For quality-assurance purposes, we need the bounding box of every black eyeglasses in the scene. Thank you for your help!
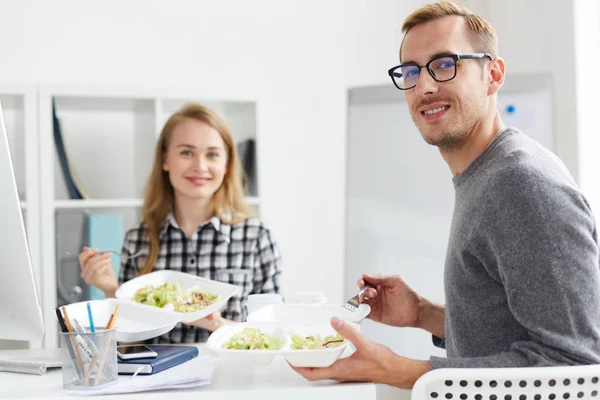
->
[387,53,493,90]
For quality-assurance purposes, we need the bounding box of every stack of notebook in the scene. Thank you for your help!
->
[117,345,199,375]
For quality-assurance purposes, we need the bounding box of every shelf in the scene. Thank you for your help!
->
[54,197,259,209]
[54,198,143,209]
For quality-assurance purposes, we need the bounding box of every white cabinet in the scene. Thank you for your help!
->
[35,85,260,348]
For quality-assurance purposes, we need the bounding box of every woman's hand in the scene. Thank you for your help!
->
[183,312,233,332]
[79,246,119,297]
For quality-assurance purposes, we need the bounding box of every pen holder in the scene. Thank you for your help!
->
[59,328,118,389]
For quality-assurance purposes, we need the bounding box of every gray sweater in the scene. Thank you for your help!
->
[430,127,600,369]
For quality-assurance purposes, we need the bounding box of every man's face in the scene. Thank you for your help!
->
[401,16,491,148]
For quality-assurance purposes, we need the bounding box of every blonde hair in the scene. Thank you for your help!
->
[139,103,253,275]
[400,1,498,59]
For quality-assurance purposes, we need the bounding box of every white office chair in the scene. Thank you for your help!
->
[412,365,600,400]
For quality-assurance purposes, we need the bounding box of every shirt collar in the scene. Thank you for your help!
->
[159,212,231,243]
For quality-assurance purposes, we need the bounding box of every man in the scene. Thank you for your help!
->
[292,0,600,389]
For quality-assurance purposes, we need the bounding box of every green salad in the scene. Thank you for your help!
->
[289,333,346,350]
[132,282,219,313]
[222,328,285,350]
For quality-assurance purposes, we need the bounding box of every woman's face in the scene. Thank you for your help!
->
[162,118,228,202]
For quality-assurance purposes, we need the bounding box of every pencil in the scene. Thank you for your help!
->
[60,307,86,382]
[94,305,120,385]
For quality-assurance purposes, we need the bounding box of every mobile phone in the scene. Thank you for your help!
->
[116,344,158,360]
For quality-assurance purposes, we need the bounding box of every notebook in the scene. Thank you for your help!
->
[67,354,214,396]
[117,345,199,375]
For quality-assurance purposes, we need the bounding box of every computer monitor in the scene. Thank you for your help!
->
[0,101,44,341]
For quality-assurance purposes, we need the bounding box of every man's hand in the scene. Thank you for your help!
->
[290,317,431,389]
[358,274,445,338]
[358,274,424,327]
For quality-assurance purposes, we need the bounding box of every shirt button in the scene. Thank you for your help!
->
[190,259,196,264]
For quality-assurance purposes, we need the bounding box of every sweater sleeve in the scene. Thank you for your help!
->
[432,163,600,369]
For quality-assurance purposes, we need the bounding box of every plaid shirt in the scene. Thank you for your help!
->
[119,214,282,343]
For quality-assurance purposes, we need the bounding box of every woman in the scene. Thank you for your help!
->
[78,103,282,343]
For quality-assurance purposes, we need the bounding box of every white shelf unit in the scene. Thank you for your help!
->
[0,83,41,350]
[38,85,260,348]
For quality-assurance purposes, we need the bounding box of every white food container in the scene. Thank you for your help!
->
[206,322,360,368]
[63,298,181,343]
[115,270,239,323]
[246,303,371,325]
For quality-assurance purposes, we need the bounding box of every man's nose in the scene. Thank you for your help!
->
[414,69,438,96]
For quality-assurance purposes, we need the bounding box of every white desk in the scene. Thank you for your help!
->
[0,345,377,400]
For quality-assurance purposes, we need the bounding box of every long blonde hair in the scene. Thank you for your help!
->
[139,103,253,275]
[400,1,498,59]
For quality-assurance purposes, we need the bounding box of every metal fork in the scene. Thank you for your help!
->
[343,284,372,312]
[65,249,145,263]
[102,250,145,263]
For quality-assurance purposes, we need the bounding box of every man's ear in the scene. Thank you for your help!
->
[488,57,505,96]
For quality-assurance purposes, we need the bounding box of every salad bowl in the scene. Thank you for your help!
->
[115,270,239,323]
[206,322,360,367]
[63,298,181,342]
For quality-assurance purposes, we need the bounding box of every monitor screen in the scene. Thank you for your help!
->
[0,100,44,341]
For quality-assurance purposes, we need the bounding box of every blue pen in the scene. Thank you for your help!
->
[86,302,96,333]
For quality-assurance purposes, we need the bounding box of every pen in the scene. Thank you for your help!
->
[86,302,96,333]
[55,307,68,333]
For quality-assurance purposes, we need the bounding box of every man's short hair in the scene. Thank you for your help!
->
[400,1,499,60]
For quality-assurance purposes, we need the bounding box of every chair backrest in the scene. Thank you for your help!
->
[412,365,600,400]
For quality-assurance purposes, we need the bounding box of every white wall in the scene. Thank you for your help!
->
[0,0,424,305]
[574,0,600,219]
[0,0,595,321]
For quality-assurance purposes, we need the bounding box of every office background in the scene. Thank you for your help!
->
[0,0,598,358]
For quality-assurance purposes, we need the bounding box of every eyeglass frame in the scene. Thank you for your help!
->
[387,53,493,91]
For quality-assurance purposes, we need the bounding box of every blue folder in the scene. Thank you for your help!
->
[86,214,123,300]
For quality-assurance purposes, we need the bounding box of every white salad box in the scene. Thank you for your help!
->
[115,270,239,323]
[206,322,360,368]
[63,298,181,343]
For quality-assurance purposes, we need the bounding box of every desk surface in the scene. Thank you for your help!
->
[0,345,377,400]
